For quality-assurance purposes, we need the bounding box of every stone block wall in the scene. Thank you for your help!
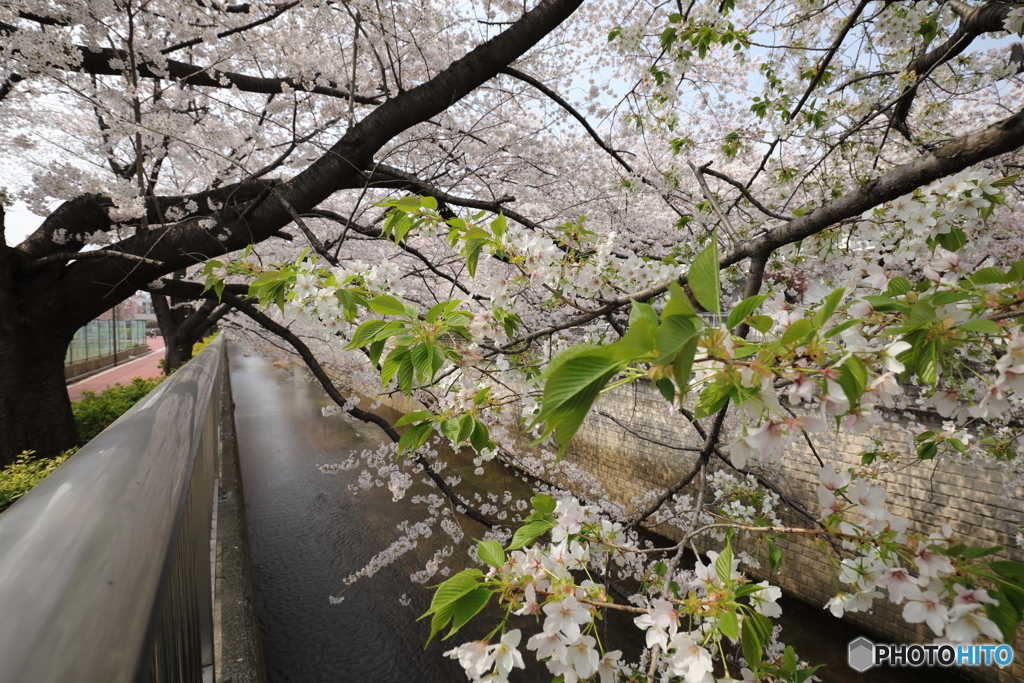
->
[564,381,1024,683]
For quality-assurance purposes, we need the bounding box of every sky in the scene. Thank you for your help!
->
[3,202,43,247]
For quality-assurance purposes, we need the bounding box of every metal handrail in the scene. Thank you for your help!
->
[0,336,225,683]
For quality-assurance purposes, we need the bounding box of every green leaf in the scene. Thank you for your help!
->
[992,171,1024,188]
[476,540,505,568]
[368,339,386,367]
[917,441,938,460]
[990,561,1024,584]
[439,416,463,443]
[672,337,699,396]
[694,381,732,418]
[886,277,912,296]
[531,350,628,457]
[747,315,773,333]
[444,586,493,640]
[930,291,971,307]
[398,422,434,455]
[381,347,410,387]
[395,410,432,427]
[719,608,739,640]
[741,612,765,670]
[812,287,845,328]
[421,569,484,645]
[469,420,490,454]
[657,377,675,402]
[909,300,936,324]
[944,544,1003,559]
[426,301,447,323]
[630,301,659,326]
[411,343,440,384]
[349,320,390,348]
[935,227,967,252]
[616,317,659,358]
[837,356,867,406]
[915,341,939,385]
[727,294,769,330]
[532,493,557,514]
[464,239,484,277]
[768,541,782,574]
[366,295,408,316]
[985,591,1020,643]
[958,319,1000,335]
[656,315,698,365]
[665,282,699,318]
[689,233,721,313]
[825,318,862,338]
[715,540,734,584]
[507,519,554,550]
[457,415,476,443]
[779,318,814,346]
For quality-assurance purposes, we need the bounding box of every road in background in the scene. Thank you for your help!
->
[67,336,166,401]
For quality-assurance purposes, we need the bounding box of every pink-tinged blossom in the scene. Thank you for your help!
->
[875,566,919,604]
[526,630,568,662]
[491,630,525,680]
[444,641,496,680]
[882,340,912,373]
[819,464,851,492]
[787,376,816,404]
[966,383,1011,419]
[667,631,714,683]
[750,581,783,618]
[633,598,679,648]
[553,498,587,538]
[927,390,963,419]
[821,379,851,416]
[952,585,998,608]
[596,650,623,683]
[565,634,600,679]
[542,596,591,642]
[848,480,887,520]
[945,609,1004,644]
[912,544,955,579]
[902,586,948,636]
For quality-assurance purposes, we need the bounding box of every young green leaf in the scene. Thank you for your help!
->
[688,233,721,313]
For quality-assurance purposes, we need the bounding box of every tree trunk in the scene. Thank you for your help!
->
[0,325,78,467]
[153,291,230,374]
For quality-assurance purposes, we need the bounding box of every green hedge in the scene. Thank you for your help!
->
[72,376,164,443]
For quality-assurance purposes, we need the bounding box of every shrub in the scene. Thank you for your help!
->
[0,450,74,512]
[72,376,164,444]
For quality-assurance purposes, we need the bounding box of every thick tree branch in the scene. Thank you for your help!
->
[26,250,163,269]
[54,0,586,326]
[496,105,1024,350]
[890,2,1017,140]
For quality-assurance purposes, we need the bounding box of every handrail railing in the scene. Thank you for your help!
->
[0,336,225,683]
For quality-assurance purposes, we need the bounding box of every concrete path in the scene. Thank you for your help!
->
[67,337,166,402]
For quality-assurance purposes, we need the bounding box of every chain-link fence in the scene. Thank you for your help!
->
[65,319,148,365]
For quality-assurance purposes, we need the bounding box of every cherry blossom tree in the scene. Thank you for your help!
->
[5,0,1024,679]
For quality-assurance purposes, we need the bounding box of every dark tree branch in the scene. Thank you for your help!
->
[700,166,791,222]
[0,22,382,105]
[494,104,1024,351]
[26,250,163,269]
[161,1,301,54]
[890,1,1017,140]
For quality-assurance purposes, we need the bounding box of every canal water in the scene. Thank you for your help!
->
[228,344,966,683]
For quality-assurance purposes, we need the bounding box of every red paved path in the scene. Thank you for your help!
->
[67,336,166,402]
